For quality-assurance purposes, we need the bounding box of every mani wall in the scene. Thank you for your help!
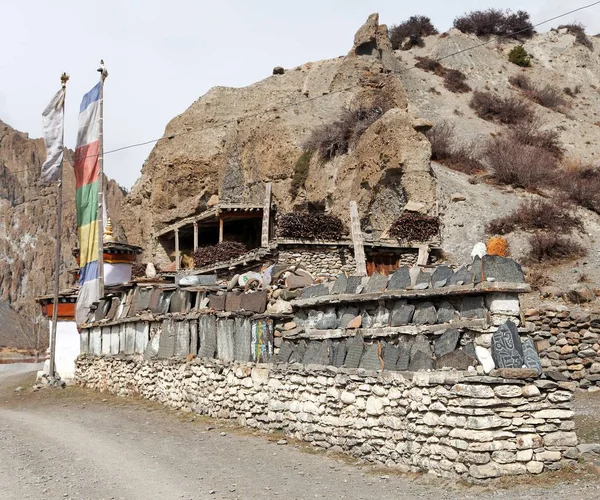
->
[75,256,579,481]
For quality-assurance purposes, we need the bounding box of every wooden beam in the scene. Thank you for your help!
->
[219,216,224,243]
[261,183,272,248]
[193,222,198,252]
[417,245,430,266]
[349,201,367,276]
[174,228,180,271]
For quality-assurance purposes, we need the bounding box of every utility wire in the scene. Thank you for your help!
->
[4,1,600,178]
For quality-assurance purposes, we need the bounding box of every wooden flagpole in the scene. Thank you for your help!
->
[97,60,108,300]
[48,73,69,378]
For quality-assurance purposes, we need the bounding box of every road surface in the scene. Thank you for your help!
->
[1,365,599,500]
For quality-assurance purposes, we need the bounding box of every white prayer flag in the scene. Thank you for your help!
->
[40,88,66,183]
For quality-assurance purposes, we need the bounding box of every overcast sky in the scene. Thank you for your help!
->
[1,0,598,189]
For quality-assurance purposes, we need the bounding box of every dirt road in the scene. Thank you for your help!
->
[1,366,599,500]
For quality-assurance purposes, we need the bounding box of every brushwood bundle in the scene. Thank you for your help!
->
[194,241,248,268]
[278,212,346,240]
[389,213,439,241]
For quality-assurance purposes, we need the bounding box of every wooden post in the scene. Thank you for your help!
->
[174,228,180,271]
[261,183,272,248]
[193,222,198,251]
[97,60,108,300]
[349,201,367,276]
[219,217,224,243]
[416,245,430,266]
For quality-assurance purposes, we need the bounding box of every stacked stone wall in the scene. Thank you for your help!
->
[525,305,600,389]
[278,247,356,277]
[75,356,578,482]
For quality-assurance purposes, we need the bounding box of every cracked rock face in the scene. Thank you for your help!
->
[120,13,436,263]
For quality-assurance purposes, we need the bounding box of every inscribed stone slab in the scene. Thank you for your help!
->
[170,290,191,313]
[414,271,431,290]
[431,266,453,288]
[95,299,110,322]
[387,267,412,290]
[225,292,243,312]
[434,328,460,358]
[382,342,399,371]
[124,323,136,355]
[234,317,252,362]
[157,319,176,358]
[330,274,348,295]
[482,256,525,283]
[471,257,483,285]
[251,319,274,363]
[344,334,365,369]
[345,276,363,294]
[175,321,191,357]
[332,340,348,367]
[198,315,217,359]
[241,290,268,313]
[390,303,415,326]
[491,321,524,369]
[308,308,337,329]
[363,273,388,294]
[143,329,160,360]
[106,297,120,321]
[300,284,328,299]
[412,302,437,325]
[110,326,120,355]
[135,322,149,354]
[338,307,360,328]
[136,288,152,312]
[408,350,433,371]
[217,319,235,362]
[461,296,486,319]
[435,350,477,370]
[303,341,330,366]
[189,321,198,356]
[208,294,226,311]
[396,338,412,371]
[148,288,162,313]
[522,338,542,375]
[436,301,458,323]
[156,291,173,315]
[276,340,294,364]
[360,342,382,371]
[90,328,101,355]
[448,266,473,286]
[80,330,89,354]
[289,340,307,364]
[101,328,111,355]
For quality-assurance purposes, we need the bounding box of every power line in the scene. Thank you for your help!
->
[4,1,600,179]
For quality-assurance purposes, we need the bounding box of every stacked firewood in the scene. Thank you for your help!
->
[277,212,346,240]
[389,213,439,241]
[194,241,248,268]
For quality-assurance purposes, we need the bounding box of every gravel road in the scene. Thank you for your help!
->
[1,366,599,500]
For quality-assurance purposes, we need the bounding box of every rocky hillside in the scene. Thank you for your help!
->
[122,14,436,262]
[0,119,126,347]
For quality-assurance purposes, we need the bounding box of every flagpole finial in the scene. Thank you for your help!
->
[60,73,69,89]
[97,59,108,80]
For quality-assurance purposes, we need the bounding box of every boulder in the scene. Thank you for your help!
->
[565,284,595,304]
[286,270,314,290]
[272,66,285,75]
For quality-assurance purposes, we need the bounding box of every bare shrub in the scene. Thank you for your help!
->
[290,151,312,197]
[443,69,471,93]
[528,85,567,110]
[527,233,586,263]
[486,199,582,235]
[508,74,533,91]
[425,121,483,174]
[415,56,445,75]
[390,15,438,50]
[485,136,557,188]
[508,120,563,157]
[454,9,534,40]
[470,91,534,124]
[558,23,593,50]
[556,165,600,214]
[389,213,440,241]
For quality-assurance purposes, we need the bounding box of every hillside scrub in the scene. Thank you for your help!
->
[508,45,532,67]
[486,199,582,235]
[557,23,593,50]
[485,136,558,189]
[470,91,534,124]
[290,151,312,197]
[415,56,445,75]
[443,69,471,93]
[390,15,438,50]
[527,233,586,263]
[454,9,534,40]
[508,74,566,111]
[508,120,563,157]
[557,165,600,215]
[425,121,483,174]
[389,213,439,241]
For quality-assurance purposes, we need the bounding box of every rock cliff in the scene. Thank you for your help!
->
[121,14,436,261]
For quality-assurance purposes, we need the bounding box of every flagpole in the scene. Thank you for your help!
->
[49,72,69,378]
[97,60,108,300]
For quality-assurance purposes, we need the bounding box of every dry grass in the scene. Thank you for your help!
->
[558,23,593,50]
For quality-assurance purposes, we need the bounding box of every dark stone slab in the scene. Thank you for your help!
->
[217,318,235,362]
[431,266,453,288]
[522,338,542,375]
[373,306,390,327]
[412,302,437,325]
[276,340,294,363]
[361,309,373,328]
[157,319,176,358]
[482,255,525,283]
[344,334,365,369]
[331,274,348,295]
[225,292,243,312]
[251,319,273,363]
[208,294,226,311]
[170,290,191,314]
[289,340,307,364]
[156,291,173,315]
[234,317,252,362]
[303,341,331,366]
[390,303,415,326]
[448,266,473,286]
[387,267,412,290]
[545,370,569,382]
[280,289,301,301]
[461,296,486,319]
[435,350,478,370]
[300,283,328,299]
[359,342,382,371]
[345,276,363,294]
[174,321,190,357]
[491,321,524,369]
[434,328,460,357]
[396,338,412,370]
[382,342,399,371]
[363,273,388,294]
[148,289,162,313]
[190,321,198,355]
[308,308,337,329]
[198,315,217,358]
[332,340,348,367]
[286,271,314,290]
[105,297,120,321]
[472,257,483,285]
[409,351,433,371]
[338,307,360,328]
[241,290,268,313]
[95,299,111,321]
[414,271,431,290]
[463,341,477,358]
[436,301,457,323]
